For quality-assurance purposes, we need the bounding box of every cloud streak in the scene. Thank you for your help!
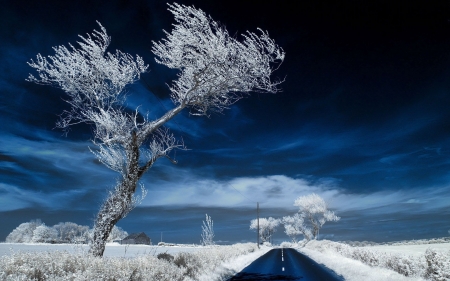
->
[140,171,450,217]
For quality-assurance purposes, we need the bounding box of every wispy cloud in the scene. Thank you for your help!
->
[140,171,450,217]
[0,132,116,211]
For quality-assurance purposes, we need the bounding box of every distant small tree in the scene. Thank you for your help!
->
[201,214,214,246]
[106,225,128,242]
[281,213,312,242]
[250,217,280,243]
[52,222,90,243]
[32,224,58,243]
[294,193,340,240]
[5,219,43,243]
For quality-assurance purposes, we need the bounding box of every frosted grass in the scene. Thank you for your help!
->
[0,243,262,280]
[298,239,450,281]
[0,243,202,258]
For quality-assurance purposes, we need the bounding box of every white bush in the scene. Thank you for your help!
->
[425,248,450,280]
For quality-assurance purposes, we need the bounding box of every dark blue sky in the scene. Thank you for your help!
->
[1,0,450,244]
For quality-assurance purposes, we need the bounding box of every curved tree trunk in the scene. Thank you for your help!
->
[89,133,140,257]
[88,180,136,257]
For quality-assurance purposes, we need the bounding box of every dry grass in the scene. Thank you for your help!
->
[0,243,258,281]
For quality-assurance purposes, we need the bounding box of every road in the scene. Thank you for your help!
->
[227,248,344,281]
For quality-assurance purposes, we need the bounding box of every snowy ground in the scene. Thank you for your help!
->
[1,241,449,280]
[196,246,271,281]
[299,247,424,281]
[0,242,264,280]
[364,243,450,257]
[296,239,450,281]
[0,242,202,258]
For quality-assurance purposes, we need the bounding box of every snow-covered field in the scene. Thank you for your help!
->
[1,240,450,280]
[365,243,450,257]
[297,239,450,281]
[0,242,202,258]
[299,246,424,281]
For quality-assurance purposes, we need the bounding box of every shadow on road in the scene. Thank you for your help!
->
[226,248,343,281]
[227,272,303,281]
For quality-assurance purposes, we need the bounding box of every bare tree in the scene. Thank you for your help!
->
[294,193,340,240]
[27,3,284,257]
[250,217,280,243]
[201,214,214,246]
[281,213,312,242]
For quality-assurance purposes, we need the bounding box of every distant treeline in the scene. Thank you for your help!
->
[5,219,128,244]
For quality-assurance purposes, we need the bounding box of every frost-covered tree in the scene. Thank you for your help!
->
[250,217,280,243]
[32,224,58,243]
[201,214,214,246]
[53,222,90,243]
[106,225,128,242]
[27,3,284,257]
[281,213,312,242]
[5,219,43,243]
[294,193,340,240]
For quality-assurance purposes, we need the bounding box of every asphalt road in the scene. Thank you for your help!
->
[227,248,344,281]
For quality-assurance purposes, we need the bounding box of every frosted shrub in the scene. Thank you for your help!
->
[172,243,258,280]
[0,250,185,281]
[383,254,424,277]
[302,240,450,280]
[157,252,175,263]
[0,243,258,281]
[425,249,450,281]
[350,248,381,267]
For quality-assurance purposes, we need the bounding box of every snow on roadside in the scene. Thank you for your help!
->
[296,239,450,281]
[298,247,425,281]
[196,245,271,281]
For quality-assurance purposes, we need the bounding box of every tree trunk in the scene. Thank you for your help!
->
[89,134,140,257]
[88,180,135,257]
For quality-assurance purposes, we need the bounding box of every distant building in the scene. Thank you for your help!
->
[120,232,151,245]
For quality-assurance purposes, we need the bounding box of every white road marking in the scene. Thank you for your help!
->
[282,267,285,271]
